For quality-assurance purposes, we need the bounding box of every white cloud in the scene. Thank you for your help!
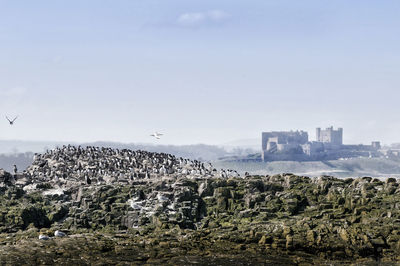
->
[52,55,63,64]
[207,10,230,21]
[177,10,230,26]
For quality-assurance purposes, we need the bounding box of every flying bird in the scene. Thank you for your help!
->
[6,116,18,125]
[150,132,163,139]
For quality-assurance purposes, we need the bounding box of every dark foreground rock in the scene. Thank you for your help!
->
[0,147,400,265]
[2,231,397,266]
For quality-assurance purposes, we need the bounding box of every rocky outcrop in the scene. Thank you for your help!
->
[0,147,400,264]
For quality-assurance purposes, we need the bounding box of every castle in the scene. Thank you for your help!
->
[316,127,343,145]
[261,127,381,162]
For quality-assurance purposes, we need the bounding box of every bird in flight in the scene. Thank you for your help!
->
[150,132,163,139]
[6,116,18,125]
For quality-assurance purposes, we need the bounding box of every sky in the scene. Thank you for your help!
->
[1,0,400,146]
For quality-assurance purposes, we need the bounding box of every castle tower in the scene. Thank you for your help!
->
[316,128,321,142]
[316,126,343,145]
[337,128,343,145]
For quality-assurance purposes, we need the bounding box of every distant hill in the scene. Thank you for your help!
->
[221,138,260,151]
[0,152,34,172]
[0,140,68,154]
[213,157,400,178]
[80,141,232,161]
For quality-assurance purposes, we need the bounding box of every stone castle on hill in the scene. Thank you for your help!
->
[262,127,381,162]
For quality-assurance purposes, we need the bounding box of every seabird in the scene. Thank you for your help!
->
[85,175,91,185]
[6,116,18,125]
[39,234,50,240]
[150,132,163,139]
[54,230,67,237]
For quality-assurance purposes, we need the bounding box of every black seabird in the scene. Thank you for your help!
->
[6,116,18,125]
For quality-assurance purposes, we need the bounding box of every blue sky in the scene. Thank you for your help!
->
[1,0,400,145]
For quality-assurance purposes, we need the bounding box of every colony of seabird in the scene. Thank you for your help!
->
[24,145,241,186]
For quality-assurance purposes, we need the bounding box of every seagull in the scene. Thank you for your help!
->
[54,230,67,237]
[150,132,163,139]
[6,116,18,125]
[39,234,50,240]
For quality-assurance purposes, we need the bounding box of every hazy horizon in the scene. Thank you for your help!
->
[1,1,400,145]
[0,134,396,149]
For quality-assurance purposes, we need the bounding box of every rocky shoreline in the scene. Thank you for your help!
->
[0,146,400,265]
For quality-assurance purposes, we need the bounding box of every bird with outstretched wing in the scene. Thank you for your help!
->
[150,132,163,139]
[6,116,18,125]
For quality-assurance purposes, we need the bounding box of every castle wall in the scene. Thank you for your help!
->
[262,132,308,151]
[261,131,309,161]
